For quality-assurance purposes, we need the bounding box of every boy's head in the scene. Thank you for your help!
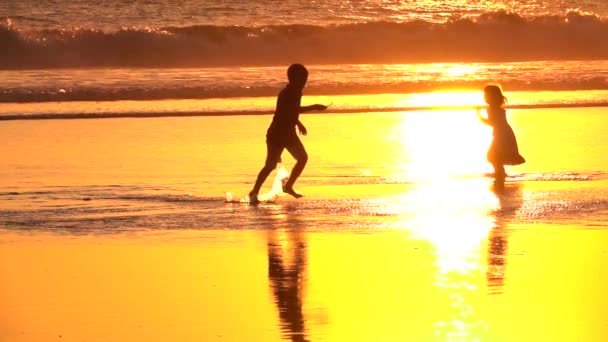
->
[287,63,308,89]
[484,84,506,106]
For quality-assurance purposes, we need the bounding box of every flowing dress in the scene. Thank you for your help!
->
[486,107,526,165]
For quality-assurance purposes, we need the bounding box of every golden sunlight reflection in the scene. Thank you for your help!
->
[405,91,484,108]
[399,180,500,339]
[390,108,492,181]
[353,124,507,340]
[394,180,498,273]
[441,64,482,78]
[303,179,506,341]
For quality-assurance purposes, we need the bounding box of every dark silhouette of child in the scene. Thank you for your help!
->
[477,85,525,182]
[249,64,327,204]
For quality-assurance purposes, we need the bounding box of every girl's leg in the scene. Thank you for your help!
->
[492,162,506,181]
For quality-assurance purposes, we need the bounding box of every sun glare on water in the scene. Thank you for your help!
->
[387,91,491,182]
[405,90,485,109]
[386,90,500,264]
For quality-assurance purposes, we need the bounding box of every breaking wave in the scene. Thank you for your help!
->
[2,10,608,69]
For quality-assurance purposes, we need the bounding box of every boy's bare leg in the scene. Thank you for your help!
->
[249,144,283,204]
[283,138,308,198]
[249,166,272,204]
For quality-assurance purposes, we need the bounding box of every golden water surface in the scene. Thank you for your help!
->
[1,104,607,341]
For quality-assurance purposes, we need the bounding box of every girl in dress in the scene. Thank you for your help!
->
[477,85,525,181]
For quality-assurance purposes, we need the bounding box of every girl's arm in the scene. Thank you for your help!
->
[476,107,491,125]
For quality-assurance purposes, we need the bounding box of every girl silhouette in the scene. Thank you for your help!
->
[477,85,525,181]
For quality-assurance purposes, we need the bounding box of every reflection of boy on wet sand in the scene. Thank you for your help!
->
[268,232,307,342]
[249,64,327,205]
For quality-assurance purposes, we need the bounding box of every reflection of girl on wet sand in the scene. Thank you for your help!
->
[477,85,525,183]
[486,183,523,294]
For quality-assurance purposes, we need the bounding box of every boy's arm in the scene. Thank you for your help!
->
[299,104,327,112]
[296,120,307,136]
[296,104,328,135]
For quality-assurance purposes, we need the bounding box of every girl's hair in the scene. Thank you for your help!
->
[484,84,507,106]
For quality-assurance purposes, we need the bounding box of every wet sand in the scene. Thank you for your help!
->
[1,223,607,341]
[1,107,608,341]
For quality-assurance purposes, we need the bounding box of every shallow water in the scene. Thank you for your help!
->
[3,63,608,104]
[1,107,607,230]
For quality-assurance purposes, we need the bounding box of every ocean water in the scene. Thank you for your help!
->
[2,0,608,114]
[4,0,608,29]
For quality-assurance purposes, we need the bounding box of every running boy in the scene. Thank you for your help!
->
[248,64,327,204]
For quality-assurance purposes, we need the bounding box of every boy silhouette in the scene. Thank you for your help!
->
[249,64,327,204]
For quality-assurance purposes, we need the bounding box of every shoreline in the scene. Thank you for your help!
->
[2,102,608,121]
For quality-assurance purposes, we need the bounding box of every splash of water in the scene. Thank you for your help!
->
[225,164,290,203]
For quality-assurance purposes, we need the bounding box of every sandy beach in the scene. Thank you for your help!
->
[1,106,607,341]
